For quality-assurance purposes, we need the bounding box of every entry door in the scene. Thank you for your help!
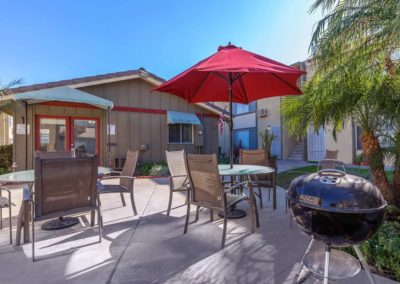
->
[36,116,70,152]
[307,124,326,161]
[270,125,282,159]
[71,118,100,158]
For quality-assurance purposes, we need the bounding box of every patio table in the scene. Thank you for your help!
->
[0,166,111,245]
[218,164,276,218]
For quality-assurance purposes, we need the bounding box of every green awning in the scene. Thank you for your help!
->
[2,86,113,110]
[167,111,201,125]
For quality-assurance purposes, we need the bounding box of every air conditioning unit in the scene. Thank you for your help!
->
[257,108,268,117]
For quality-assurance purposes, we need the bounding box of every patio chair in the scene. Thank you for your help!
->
[32,156,101,261]
[97,150,139,222]
[0,186,12,244]
[321,150,340,169]
[165,150,190,216]
[184,154,257,249]
[239,149,274,209]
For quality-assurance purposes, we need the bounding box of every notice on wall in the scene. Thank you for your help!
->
[107,124,116,135]
[16,124,30,135]
[40,129,50,144]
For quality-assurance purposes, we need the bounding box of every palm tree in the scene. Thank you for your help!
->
[309,0,400,74]
[282,0,400,203]
[283,61,394,203]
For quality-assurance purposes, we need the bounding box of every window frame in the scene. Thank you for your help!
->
[168,123,194,145]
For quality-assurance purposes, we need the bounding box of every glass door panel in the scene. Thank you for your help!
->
[38,117,68,152]
[72,119,98,157]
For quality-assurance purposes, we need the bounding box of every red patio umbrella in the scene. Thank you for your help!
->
[154,44,305,167]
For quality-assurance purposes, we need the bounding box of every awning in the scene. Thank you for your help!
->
[167,111,201,125]
[1,86,113,110]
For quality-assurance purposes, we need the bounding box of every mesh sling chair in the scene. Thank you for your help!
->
[239,149,275,209]
[0,186,12,244]
[32,156,101,261]
[165,150,190,216]
[185,154,258,249]
[98,150,139,223]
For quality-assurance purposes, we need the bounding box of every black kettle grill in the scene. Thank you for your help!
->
[287,160,387,284]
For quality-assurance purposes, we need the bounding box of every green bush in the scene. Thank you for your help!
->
[360,221,400,281]
[149,163,169,176]
[0,144,12,174]
[139,162,170,176]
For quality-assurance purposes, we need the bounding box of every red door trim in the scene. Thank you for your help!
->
[35,114,71,151]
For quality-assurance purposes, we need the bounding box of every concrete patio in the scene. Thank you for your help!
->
[0,178,396,284]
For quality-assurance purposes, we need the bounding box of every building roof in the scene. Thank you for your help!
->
[8,68,228,118]
[9,68,165,94]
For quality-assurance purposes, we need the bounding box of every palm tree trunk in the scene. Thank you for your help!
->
[392,159,400,207]
[361,131,392,203]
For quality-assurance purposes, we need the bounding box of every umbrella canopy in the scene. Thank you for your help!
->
[154,44,305,167]
[154,44,305,104]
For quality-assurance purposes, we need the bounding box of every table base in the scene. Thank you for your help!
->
[41,217,80,230]
[218,208,247,219]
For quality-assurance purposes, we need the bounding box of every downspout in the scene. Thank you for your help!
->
[25,101,28,170]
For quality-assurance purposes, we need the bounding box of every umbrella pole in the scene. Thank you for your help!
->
[229,74,233,169]
[25,101,28,170]
[108,107,111,167]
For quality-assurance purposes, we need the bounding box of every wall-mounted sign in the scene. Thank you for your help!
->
[40,129,50,144]
[107,124,116,135]
[16,124,30,135]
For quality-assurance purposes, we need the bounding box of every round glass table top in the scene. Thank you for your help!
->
[218,164,275,176]
[0,166,112,183]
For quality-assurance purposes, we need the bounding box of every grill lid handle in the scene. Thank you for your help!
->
[317,159,346,176]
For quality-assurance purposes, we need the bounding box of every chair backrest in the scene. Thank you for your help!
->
[166,150,188,189]
[34,156,98,219]
[186,154,223,208]
[326,150,339,160]
[239,149,267,166]
[35,151,73,159]
[120,150,139,188]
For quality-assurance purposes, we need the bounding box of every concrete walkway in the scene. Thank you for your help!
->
[0,178,396,284]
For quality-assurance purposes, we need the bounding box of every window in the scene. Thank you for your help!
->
[233,128,257,149]
[168,124,193,144]
[233,102,256,115]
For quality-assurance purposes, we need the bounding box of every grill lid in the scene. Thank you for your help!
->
[287,161,387,213]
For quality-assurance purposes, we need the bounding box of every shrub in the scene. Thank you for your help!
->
[139,163,153,176]
[360,221,400,281]
[0,144,12,174]
[149,163,169,176]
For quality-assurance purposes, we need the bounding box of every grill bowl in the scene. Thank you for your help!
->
[287,169,387,246]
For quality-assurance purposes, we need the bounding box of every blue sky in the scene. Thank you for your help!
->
[0,0,322,86]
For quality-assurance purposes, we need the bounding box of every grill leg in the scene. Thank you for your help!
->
[295,238,314,284]
[323,244,331,284]
[354,245,376,284]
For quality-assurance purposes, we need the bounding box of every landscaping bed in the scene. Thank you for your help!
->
[278,165,400,282]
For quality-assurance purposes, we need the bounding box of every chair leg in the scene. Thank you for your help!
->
[97,195,103,227]
[253,194,260,228]
[258,186,263,209]
[195,205,200,222]
[8,201,12,245]
[221,209,228,249]
[184,203,190,234]
[248,198,256,233]
[167,189,173,216]
[120,192,126,207]
[0,207,3,230]
[31,203,35,262]
[90,210,95,227]
[130,190,138,216]
[209,209,214,221]
[97,206,102,243]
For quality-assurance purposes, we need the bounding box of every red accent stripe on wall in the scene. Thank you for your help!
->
[112,106,219,118]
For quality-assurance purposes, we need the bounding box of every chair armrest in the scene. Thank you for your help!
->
[103,170,122,176]
[0,186,11,195]
[223,181,250,193]
[99,176,136,181]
